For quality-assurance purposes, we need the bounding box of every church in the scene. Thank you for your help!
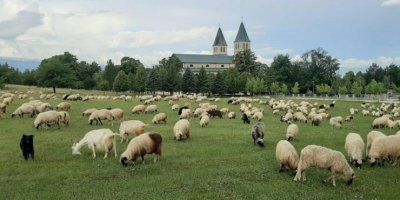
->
[174,22,251,73]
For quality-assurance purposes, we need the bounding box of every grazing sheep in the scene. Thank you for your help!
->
[57,111,70,126]
[366,131,386,157]
[311,114,322,126]
[120,132,162,167]
[34,110,61,130]
[251,122,265,147]
[152,113,167,124]
[178,106,189,115]
[293,112,308,123]
[131,105,146,114]
[2,97,13,105]
[11,105,36,118]
[110,108,124,121]
[56,102,71,111]
[345,115,353,122]
[369,134,400,166]
[329,101,336,108]
[345,133,365,169]
[200,114,210,127]
[72,129,118,159]
[171,104,179,111]
[180,109,192,119]
[294,145,355,187]
[207,110,223,118]
[228,112,236,119]
[286,124,299,141]
[37,103,53,113]
[119,120,148,142]
[362,110,370,116]
[372,116,389,129]
[173,119,190,141]
[88,109,114,126]
[145,105,158,114]
[0,103,7,116]
[253,111,263,121]
[242,113,250,124]
[82,108,97,117]
[329,116,343,129]
[220,108,229,114]
[273,109,280,115]
[276,140,299,173]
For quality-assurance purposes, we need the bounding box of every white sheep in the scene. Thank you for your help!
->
[228,112,236,119]
[253,111,263,121]
[82,108,97,117]
[369,134,400,166]
[286,123,299,141]
[88,109,114,126]
[294,145,355,187]
[72,129,118,159]
[200,114,210,127]
[171,104,179,111]
[120,132,162,166]
[144,105,158,114]
[34,110,61,129]
[345,133,365,169]
[220,108,229,114]
[119,120,148,142]
[180,109,192,119]
[131,104,145,114]
[372,116,389,129]
[152,113,167,124]
[173,119,190,141]
[11,104,36,118]
[57,111,70,126]
[37,103,53,113]
[329,116,343,129]
[110,108,124,121]
[276,140,299,173]
[193,108,205,117]
[366,131,386,157]
[56,102,71,111]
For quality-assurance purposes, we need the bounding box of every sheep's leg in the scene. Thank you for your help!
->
[90,145,96,158]
[141,156,145,164]
[301,171,306,181]
[98,119,103,125]
[113,140,118,158]
[103,145,108,159]
[279,164,284,173]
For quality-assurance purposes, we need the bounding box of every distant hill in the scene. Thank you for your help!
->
[0,57,40,71]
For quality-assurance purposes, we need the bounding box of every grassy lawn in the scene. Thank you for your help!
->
[1,91,400,199]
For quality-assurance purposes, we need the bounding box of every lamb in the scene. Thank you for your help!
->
[11,104,36,118]
[294,145,355,186]
[369,134,400,166]
[119,120,148,142]
[57,111,70,126]
[131,104,146,114]
[242,113,250,124]
[276,140,299,173]
[72,129,118,159]
[251,122,265,147]
[200,114,210,127]
[152,113,167,124]
[286,123,299,141]
[253,111,263,121]
[228,112,236,119]
[120,132,162,167]
[345,133,365,169]
[110,108,124,121]
[88,109,114,126]
[173,119,190,141]
[56,102,71,111]
[145,105,158,114]
[34,110,61,129]
[329,116,343,129]
[82,108,97,117]
[366,131,386,157]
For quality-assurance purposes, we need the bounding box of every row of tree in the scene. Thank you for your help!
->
[0,48,399,96]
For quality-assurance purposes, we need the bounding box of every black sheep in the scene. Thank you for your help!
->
[178,106,189,115]
[20,135,34,161]
[207,110,223,118]
[242,113,250,124]
[251,122,265,147]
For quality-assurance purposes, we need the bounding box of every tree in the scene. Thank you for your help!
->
[120,57,144,74]
[270,82,281,95]
[281,83,288,95]
[134,66,147,93]
[338,86,348,95]
[113,71,130,92]
[212,72,225,95]
[233,49,260,75]
[195,67,208,94]
[270,54,293,84]
[146,67,160,94]
[316,84,331,95]
[365,63,385,83]
[158,55,182,95]
[182,68,195,93]
[103,59,119,87]
[351,81,363,96]
[224,68,241,95]
[291,82,300,94]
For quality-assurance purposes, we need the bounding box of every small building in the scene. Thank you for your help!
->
[174,22,251,73]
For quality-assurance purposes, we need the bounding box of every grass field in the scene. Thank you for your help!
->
[1,91,400,199]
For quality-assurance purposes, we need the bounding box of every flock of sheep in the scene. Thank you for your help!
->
[1,91,400,187]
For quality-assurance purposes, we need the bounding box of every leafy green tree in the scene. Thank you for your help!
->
[134,66,147,93]
[270,82,281,95]
[22,69,37,86]
[316,84,331,95]
[182,68,195,93]
[270,54,293,84]
[291,82,300,94]
[146,67,160,94]
[195,67,208,94]
[103,59,119,87]
[224,68,241,95]
[212,72,225,95]
[113,70,130,92]
[246,78,255,95]
[158,55,182,95]
[351,81,363,96]
[233,49,260,75]
[281,83,288,94]
[120,57,143,74]
[338,86,348,95]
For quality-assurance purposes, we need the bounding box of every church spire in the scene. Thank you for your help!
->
[234,22,251,54]
[213,27,227,55]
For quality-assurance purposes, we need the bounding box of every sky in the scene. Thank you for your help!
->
[0,0,399,75]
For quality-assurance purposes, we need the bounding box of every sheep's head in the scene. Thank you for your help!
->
[71,144,81,155]
[347,173,355,185]
[120,156,128,167]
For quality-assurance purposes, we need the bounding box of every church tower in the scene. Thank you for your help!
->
[212,27,228,55]
[234,22,251,54]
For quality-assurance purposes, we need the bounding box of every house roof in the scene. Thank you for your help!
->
[213,27,227,46]
[234,22,250,43]
[174,54,233,64]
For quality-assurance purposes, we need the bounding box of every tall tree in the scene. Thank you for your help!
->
[120,57,144,74]
[212,72,225,95]
[103,59,119,87]
[113,70,130,92]
[134,66,147,93]
[182,68,196,93]
[195,67,208,94]
[159,55,182,95]
[233,49,259,75]
[146,67,160,94]
[269,54,293,84]
[365,63,385,83]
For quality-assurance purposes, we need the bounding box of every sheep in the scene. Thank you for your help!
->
[207,110,223,118]
[228,112,236,119]
[276,140,299,173]
[171,104,179,111]
[253,111,263,121]
[345,115,353,122]
[273,109,280,115]
[362,110,370,116]
[72,129,118,159]
[56,102,71,111]
[178,106,189,115]
[34,110,61,130]
[88,109,114,126]
[329,116,343,129]
[286,124,299,141]
[173,119,190,141]
[2,97,13,105]
[369,134,400,166]
[242,113,250,124]
[11,104,36,118]
[37,103,53,113]
[311,114,322,126]
[220,108,229,114]
[57,111,70,126]
[251,122,265,147]
[345,133,365,169]
[82,108,97,117]
[0,103,7,116]
[119,120,148,142]
[120,132,162,167]
[366,131,386,157]
[152,113,167,124]
[131,104,145,114]
[200,114,210,127]
[294,145,355,186]
[110,108,124,121]
[372,116,389,129]
[178,109,191,119]
[145,105,158,114]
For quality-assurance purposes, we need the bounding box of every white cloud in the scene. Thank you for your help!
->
[382,0,400,6]
[255,47,294,65]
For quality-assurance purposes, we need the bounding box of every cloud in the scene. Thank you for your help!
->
[0,10,43,39]
[382,0,400,6]
[339,56,400,74]
[255,47,294,65]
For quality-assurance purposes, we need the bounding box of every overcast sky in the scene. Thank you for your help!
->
[0,0,399,74]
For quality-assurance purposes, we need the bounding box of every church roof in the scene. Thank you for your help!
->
[174,54,233,64]
[213,27,227,46]
[234,22,250,43]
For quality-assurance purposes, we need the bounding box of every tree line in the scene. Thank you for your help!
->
[0,48,399,96]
